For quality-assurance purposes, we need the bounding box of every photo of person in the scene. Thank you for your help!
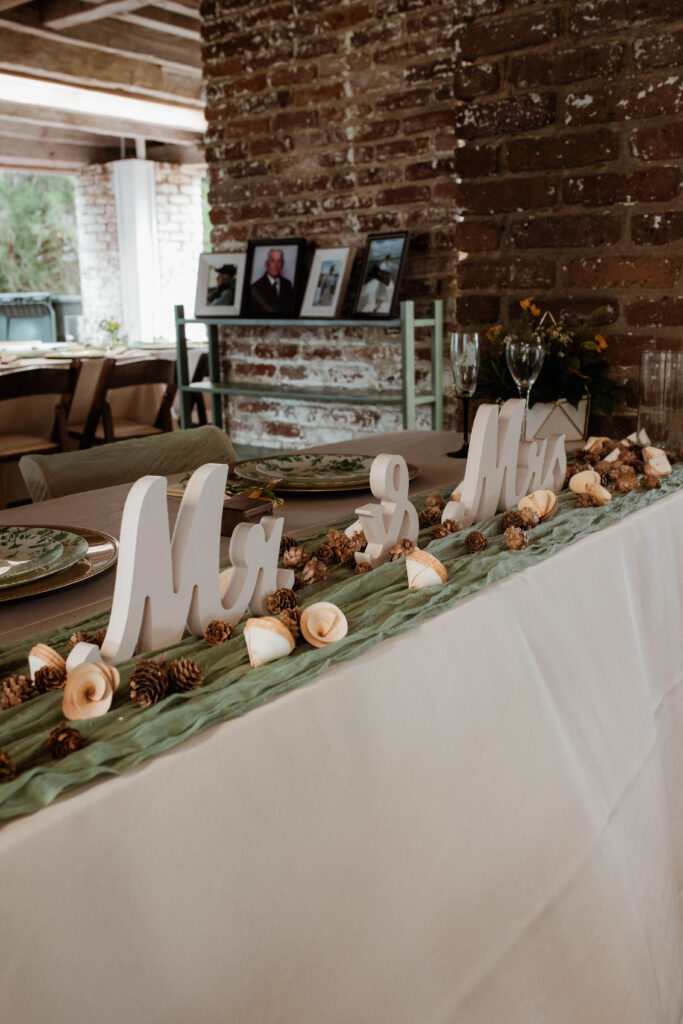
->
[353,232,409,318]
[245,242,304,317]
[194,252,247,318]
[299,247,353,318]
[207,264,236,306]
[313,260,341,307]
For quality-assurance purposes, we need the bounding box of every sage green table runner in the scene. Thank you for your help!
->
[0,465,681,824]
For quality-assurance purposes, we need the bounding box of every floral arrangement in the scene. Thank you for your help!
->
[98,317,127,346]
[477,299,628,415]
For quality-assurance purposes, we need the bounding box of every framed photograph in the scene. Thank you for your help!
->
[300,247,354,318]
[242,238,306,318]
[195,252,247,317]
[353,231,410,319]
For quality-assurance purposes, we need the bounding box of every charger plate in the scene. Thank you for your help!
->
[234,452,420,492]
[0,525,118,603]
[0,527,88,590]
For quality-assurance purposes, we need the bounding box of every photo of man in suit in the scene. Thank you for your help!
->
[247,247,295,316]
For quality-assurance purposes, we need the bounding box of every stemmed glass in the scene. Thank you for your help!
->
[447,331,480,459]
[504,335,545,441]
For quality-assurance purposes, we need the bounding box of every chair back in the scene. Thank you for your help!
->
[0,363,80,404]
[19,425,237,502]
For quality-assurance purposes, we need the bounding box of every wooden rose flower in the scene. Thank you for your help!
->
[62,661,120,721]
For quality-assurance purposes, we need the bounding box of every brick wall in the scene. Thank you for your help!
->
[201,0,682,446]
[155,163,206,344]
[74,164,122,344]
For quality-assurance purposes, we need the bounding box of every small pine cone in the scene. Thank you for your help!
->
[425,494,446,509]
[643,473,661,490]
[311,543,335,565]
[266,587,299,614]
[302,557,329,584]
[279,534,297,556]
[614,476,640,493]
[431,523,452,539]
[34,664,67,694]
[504,526,528,551]
[204,619,234,646]
[346,531,365,553]
[576,492,599,508]
[389,538,416,560]
[500,510,523,532]
[292,573,304,591]
[354,561,373,575]
[283,545,307,568]
[0,750,17,781]
[130,659,169,708]
[563,465,578,488]
[582,449,600,466]
[333,539,356,566]
[94,628,107,647]
[594,460,612,485]
[65,630,96,655]
[280,606,301,641]
[518,507,540,530]
[1,674,33,710]
[326,528,346,546]
[168,658,203,694]
[613,463,636,479]
[47,722,84,760]
[418,505,442,528]
[465,531,488,554]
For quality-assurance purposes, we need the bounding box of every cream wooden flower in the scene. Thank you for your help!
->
[405,549,448,589]
[28,643,66,681]
[643,446,672,476]
[62,662,120,721]
[518,489,559,521]
[244,616,295,668]
[569,469,601,495]
[586,482,612,505]
[300,603,348,648]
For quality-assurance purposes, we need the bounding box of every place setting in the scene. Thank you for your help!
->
[0,524,118,603]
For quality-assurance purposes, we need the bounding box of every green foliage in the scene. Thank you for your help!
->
[98,318,127,346]
[477,299,630,417]
[0,171,81,294]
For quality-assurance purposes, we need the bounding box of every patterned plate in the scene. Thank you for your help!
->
[0,527,88,591]
[234,453,420,492]
[0,526,118,603]
[0,527,64,583]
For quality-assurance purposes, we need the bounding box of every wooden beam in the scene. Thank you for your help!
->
[0,22,203,102]
[147,0,200,19]
[0,97,203,144]
[42,0,149,31]
[0,135,119,169]
[0,114,120,147]
[125,7,198,39]
[145,141,205,163]
[0,0,31,11]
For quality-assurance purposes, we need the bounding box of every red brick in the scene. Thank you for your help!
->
[454,221,502,252]
[455,143,499,178]
[405,158,458,181]
[453,63,500,100]
[375,137,430,163]
[511,214,622,249]
[566,74,683,126]
[230,362,277,379]
[457,176,557,215]
[511,42,624,89]
[354,118,400,142]
[456,93,555,140]
[507,130,619,172]
[631,211,683,245]
[264,421,303,439]
[270,65,317,88]
[376,88,431,112]
[376,185,431,206]
[458,258,556,290]
[254,343,299,359]
[634,28,683,69]
[404,57,457,85]
[626,298,683,326]
[272,109,319,132]
[630,123,683,161]
[456,295,500,325]
[563,256,678,289]
[456,9,560,60]
[403,110,454,135]
[570,0,682,38]
[563,168,680,206]
[293,82,346,107]
[601,334,683,362]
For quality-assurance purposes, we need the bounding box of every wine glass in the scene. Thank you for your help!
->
[447,331,480,458]
[504,335,545,441]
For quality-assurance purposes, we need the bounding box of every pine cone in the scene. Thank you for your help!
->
[576,492,599,508]
[1,674,33,710]
[280,606,301,641]
[643,468,661,490]
[302,557,329,584]
[352,530,367,549]
[330,536,355,565]
[425,494,446,509]
[204,619,234,647]
[326,528,346,546]
[47,722,84,760]
[65,630,96,655]
[354,561,373,574]
[0,750,17,781]
[500,510,523,532]
[130,659,169,708]
[563,465,578,488]
[311,543,335,565]
[504,526,528,550]
[279,534,297,556]
[282,545,307,568]
[34,664,67,694]
[168,658,203,694]
[389,539,416,560]
[614,476,640,494]
[418,506,442,527]
[266,587,299,614]
[465,531,488,553]
[94,628,107,647]
[431,519,461,539]
[593,460,612,485]
[518,507,540,530]
[292,573,304,591]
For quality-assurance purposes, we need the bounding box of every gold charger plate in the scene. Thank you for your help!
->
[0,525,118,603]
[234,452,421,493]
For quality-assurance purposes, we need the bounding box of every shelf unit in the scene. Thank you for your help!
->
[174,300,443,432]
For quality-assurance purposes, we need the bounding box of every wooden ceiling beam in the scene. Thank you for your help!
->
[0,22,203,102]
[0,135,120,170]
[0,114,121,147]
[147,0,200,19]
[42,0,149,31]
[124,7,198,39]
[0,98,203,144]
[145,141,204,163]
[0,0,31,11]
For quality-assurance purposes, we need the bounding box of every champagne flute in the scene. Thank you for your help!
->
[504,335,545,441]
[447,331,480,459]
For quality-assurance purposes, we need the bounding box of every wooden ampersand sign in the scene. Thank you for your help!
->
[442,398,566,528]
[355,453,419,568]
[67,463,293,667]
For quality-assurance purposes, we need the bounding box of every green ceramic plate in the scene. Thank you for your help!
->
[234,452,420,492]
[0,527,89,591]
[0,525,118,603]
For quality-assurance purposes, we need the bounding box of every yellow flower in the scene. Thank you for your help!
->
[530,303,541,317]
[520,298,531,310]
[595,333,608,351]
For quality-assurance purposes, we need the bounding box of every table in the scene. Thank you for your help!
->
[0,433,682,1024]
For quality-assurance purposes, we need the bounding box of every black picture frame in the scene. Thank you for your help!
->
[353,231,410,319]
[242,238,306,318]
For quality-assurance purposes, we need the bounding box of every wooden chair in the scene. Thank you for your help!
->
[0,361,81,508]
[68,357,178,447]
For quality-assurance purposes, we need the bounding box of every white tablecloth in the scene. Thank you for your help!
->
[0,450,681,1023]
